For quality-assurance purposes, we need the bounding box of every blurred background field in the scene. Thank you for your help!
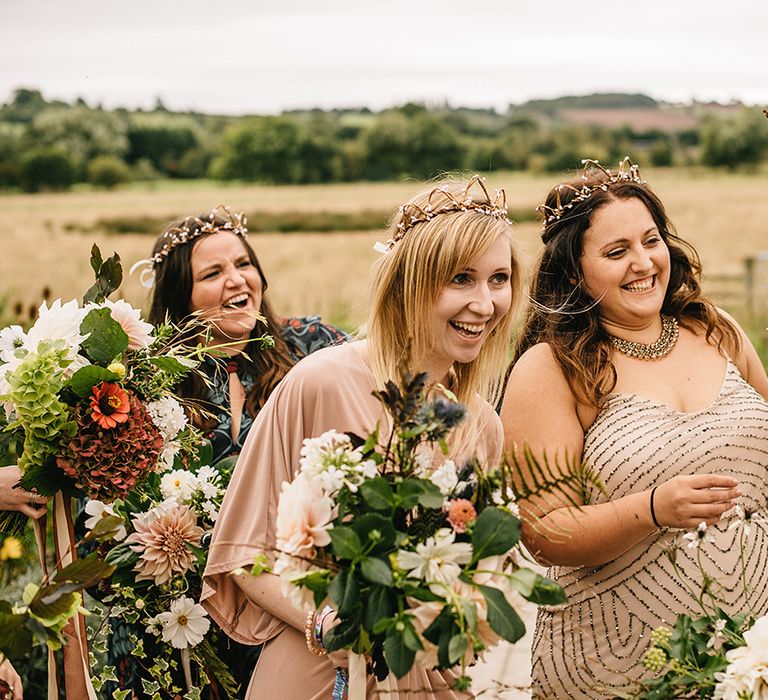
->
[2,168,766,342]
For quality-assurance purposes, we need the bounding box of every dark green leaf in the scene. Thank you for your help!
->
[150,355,196,376]
[401,619,423,653]
[525,574,566,606]
[90,244,104,276]
[83,514,124,542]
[448,634,468,664]
[55,554,115,586]
[470,507,520,562]
[328,569,360,616]
[105,541,139,568]
[384,631,416,678]
[359,478,395,512]
[323,618,359,652]
[18,458,73,497]
[365,586,396,632]
[0,611,33,658]
[360,557,393,587]
[479,585,526,643]
[80,308,129,364]
[29,585,79,619]
[330,527,363,561]
[68,365,120,397]
[351,514,396,552]
[398,479,444,510]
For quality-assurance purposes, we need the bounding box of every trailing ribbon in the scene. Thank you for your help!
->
[347,651,367,700]
[33,494,98,700]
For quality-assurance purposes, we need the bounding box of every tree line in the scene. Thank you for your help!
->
[1,88,766,192]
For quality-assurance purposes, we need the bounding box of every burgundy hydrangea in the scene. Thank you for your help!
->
[57,391,164,502]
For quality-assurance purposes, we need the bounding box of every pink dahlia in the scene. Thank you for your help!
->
[125,504,203,585]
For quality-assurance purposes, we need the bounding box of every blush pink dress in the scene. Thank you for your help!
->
[201,341,503,699]
[531,359,768,699]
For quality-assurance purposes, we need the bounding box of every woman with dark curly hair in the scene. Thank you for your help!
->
[502,159,768,698]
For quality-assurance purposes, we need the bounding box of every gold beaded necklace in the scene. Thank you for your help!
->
[607,314,679,360]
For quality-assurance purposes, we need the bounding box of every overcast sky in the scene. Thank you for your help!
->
[2,0,765,115]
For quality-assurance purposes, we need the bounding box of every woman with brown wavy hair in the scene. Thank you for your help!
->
[501,160,768,698]
[107,208,347,698]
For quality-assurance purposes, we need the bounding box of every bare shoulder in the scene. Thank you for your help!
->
[715,308,768,399]
[505,342,574,397]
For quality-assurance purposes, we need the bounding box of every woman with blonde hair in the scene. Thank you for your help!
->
[202,176,524,698]
[502,159,768,698]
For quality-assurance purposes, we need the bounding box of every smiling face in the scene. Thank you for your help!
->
[579,197,671,329]
[423,235,513,381]
[189,232,264,347]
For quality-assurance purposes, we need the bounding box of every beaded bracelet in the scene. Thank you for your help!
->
[314,605,334,653]
[305,609,325,656]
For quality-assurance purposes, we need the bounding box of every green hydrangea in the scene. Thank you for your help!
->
[4,341,77,471]
[642,646,668,673]
[650,624,672,648]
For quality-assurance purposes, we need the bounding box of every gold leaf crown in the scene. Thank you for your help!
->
[536,157,645,231]
[375,175,512,254]
[150,205,248,267]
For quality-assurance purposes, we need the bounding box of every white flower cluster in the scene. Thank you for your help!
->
[298,429,378,495]
[160,464,223,523]
[147,396,188,470]
[714,614,768,699]
[83,499,127,541]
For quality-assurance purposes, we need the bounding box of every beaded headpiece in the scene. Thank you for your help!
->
[537,157,645,232]
[129,206,248,289]
[374,175,512,254]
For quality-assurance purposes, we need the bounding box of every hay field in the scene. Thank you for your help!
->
[1,169,766,330]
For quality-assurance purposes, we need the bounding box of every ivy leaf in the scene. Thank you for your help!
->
[470,507,520,563]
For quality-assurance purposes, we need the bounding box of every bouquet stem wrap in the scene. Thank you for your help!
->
[33,493,97,700]
[348,652,366,700]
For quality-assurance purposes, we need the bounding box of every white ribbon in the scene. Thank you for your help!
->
[348,651,367,700]
[128,258,157,289]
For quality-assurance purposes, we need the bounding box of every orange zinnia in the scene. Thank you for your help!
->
[90,382,130,429]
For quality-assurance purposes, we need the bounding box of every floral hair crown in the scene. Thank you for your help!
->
[374,175,511,254]
[537,157,645,232]
[129,206,248,289]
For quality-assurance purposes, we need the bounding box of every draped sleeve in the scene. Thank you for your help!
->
[200,342,383,645]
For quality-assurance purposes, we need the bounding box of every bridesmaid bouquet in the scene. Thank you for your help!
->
[83,449,239,698]
[261,374,572,690]
[631,514,764,700]
[0,245,204,535]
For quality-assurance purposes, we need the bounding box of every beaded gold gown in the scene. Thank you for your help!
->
[531,359,768,699]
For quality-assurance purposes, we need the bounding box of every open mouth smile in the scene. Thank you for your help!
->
[449,320,486,338]
[223,293,250,309]
[622,275,655,293]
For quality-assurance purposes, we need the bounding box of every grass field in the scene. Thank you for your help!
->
[1,169,767,331]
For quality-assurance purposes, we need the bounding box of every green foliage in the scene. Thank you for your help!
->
[82,245,123,304]
[87,154,131,188]
[19,147,76,192]
[700,108,768,169]
[79,308,129,363]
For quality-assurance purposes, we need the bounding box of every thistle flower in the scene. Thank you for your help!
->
[90,382,130,429]
[125,504,203,585]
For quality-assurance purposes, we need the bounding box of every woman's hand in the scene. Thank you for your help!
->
[321,611,349,669]
[652,474,741,529]
[0,659,23,700]
[0,466,48,520]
